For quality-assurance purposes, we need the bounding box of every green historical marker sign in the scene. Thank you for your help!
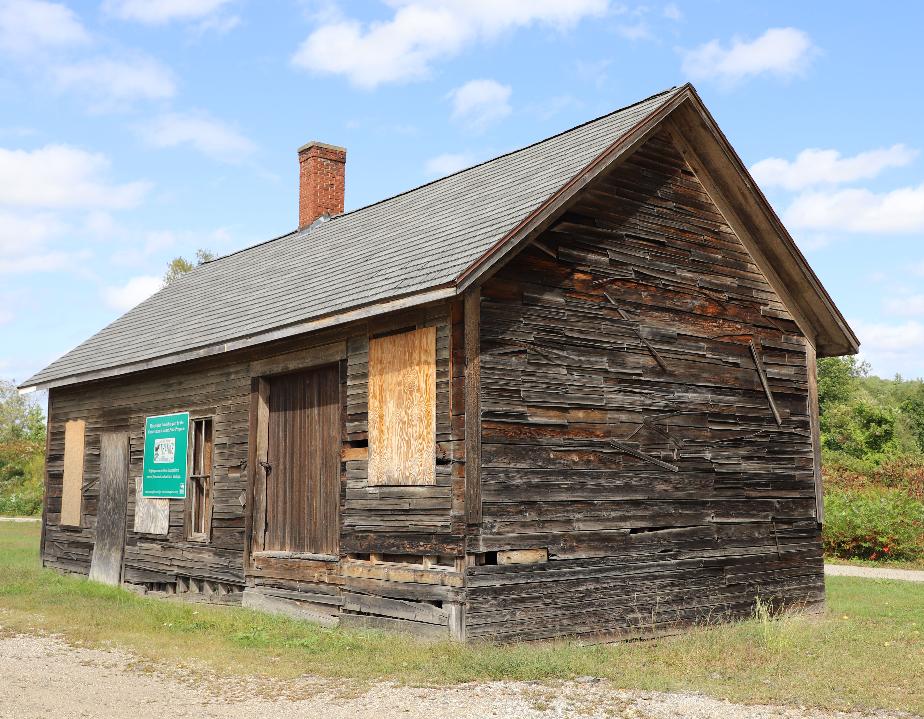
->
[142,412,189,498]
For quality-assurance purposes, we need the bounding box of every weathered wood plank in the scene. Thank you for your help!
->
[464,288,482,525]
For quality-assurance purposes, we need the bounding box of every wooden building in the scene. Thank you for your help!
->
[22,85,858,642]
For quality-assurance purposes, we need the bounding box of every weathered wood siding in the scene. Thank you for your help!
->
[247,305,467,637]
[340,307,464,556]
[42,303,467,636]
[468,130,824,641]
[43,358,252,584]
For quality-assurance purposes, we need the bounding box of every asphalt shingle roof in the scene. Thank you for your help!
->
[25,87,681,388]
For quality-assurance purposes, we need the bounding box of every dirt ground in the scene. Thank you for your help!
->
[0,633,911,719]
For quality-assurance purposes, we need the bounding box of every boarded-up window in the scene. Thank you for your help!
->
[134,478,169,535]
[368,326,436,486]
[186,417,213,540]
[60,419,85,527]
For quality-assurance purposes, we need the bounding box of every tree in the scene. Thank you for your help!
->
[0,380,46,515]
[817,355,868,412]
[900,385,924,450]
[163,249,216,286]
[0,380,44,444]
[821,400,897,461]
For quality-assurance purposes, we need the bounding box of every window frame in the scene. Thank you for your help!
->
[185,416,214,542]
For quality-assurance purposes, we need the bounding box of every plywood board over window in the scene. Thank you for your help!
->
[134,478,169,535]
[60,419,85,527]
[368,326,436,486]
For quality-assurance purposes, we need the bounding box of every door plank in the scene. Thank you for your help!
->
[265,366,341,555]
[89,432,130,586]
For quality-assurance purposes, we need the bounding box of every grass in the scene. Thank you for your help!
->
[1,522,923,715]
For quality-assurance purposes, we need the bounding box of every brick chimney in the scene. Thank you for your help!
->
[298,141,347,229]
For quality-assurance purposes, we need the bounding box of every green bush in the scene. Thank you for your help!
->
[0,449,44,516]
[823,488,924,562]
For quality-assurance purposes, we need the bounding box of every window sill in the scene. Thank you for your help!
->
[251,550,338,562]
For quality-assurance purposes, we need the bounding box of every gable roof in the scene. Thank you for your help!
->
[22,84,857,391]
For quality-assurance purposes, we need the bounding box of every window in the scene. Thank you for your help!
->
[367,326,436,485]
[186,417,213,541]
[60,419,85,527]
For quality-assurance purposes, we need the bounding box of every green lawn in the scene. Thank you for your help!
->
[1,522,922,715]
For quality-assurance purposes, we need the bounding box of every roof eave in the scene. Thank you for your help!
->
[454,84,858,358]
[21,284,457,391]
[665,90,859,357]
[455,84,694,294]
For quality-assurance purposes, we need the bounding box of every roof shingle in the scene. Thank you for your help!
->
[24,87,681,388]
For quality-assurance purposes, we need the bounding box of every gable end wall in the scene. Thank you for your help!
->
[468,130,824,642]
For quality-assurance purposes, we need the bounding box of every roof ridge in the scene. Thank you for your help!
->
[203,86,679,268]
[327,85,679,223]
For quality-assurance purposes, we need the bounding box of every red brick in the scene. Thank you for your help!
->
[298,141,346,228]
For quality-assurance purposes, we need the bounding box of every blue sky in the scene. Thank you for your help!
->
[2,0,923,391]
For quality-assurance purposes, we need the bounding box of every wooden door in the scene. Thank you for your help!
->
[89,432,129,585]
[264,365,340,555]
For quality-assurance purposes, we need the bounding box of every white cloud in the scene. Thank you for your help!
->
[0,144,149,209]
[883,294,924,317]
[141,112,256,160]
[52,55,176,110]
[425,152,475,177]
[785,184,924,234]
[110,229,177,266]
[448,79,511,131]
[102,275,162,312]
[0,250,78,273]
[615,21,651,41]
[0,207,94,275]
[663,3,682,21]
[681,27,817,84]
[751,144,917,191]
[292,0,609,88]
[0,306,11,324]
[792,232,836,251]
[853,319,924,379]
[575,58,611,88]
[103,0,233,25]
[0,0,89,55]
[0,209,62,253]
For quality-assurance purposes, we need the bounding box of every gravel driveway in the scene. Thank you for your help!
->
[825,564,924,583]
[0,633,910,719]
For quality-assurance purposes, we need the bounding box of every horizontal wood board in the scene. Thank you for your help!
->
[468,129,824,641]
